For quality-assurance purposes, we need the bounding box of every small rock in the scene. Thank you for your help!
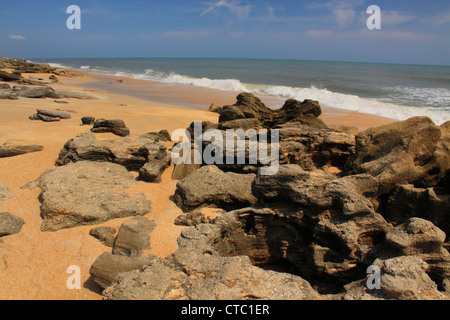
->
[0,182,13,201]
[89,252,153,289]
[91,119,130,137]
[89,227,117,247]
[112,216,156,257]
[0,142,44,157]
[81,116,95,126]
[0,212,24,237]
[37,109,71,119]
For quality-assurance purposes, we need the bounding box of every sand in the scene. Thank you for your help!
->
[0,71,396,300]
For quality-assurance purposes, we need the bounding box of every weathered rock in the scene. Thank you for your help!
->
[18,86,59,99]
[103,254,321,300]
[383,184,450,237]
[385,218,450,292]
[0,70,22,82]
[91,119,130,137]
[218,118,263,131]
[0,212,24,237]
[89,227,117,247]
[28,114,41,121]
[345,117,446,195]
[157,129,172,142]
[386,218,446,256]
[208,103,223,114]
[252,165,393,292]
[219,93,274,127]
[36,113,60,122]
[138,153,171,183]
[275,99,327,128]
[174,165,257,212]
[112,216,156,257]
[36,161,152,231]
[0,142,44,157]
[81,116,95,125]
[0,89,18,100]
[174,210,210,227]
[54,89,95,100]
[338,256,448,300]
[277,122,356,170]
[89,252,153,289]
[374,256,447,300]
[55,133,170,178]
[101,216,321,300]
[0,182,13,201]
[37,109,71,120]
[0,84,11,89]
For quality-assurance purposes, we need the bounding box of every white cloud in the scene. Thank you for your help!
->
[9,35,26,40]
[307,0,365,27]
[432,11,450,25]
[334,8,356,27]
[201,0,252,20]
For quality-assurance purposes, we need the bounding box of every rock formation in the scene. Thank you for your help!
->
[33,161,152,231]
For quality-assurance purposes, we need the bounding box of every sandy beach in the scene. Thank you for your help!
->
[0,68,398,300]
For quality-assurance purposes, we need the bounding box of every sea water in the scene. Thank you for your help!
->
[32,57,450,125]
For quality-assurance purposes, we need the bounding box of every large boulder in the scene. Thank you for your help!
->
[174,166,257,212]
[345,117,447,195]
[252,165,393,292]
[35,161,152,231]
[277,122,356,170]
[216,93,328,130]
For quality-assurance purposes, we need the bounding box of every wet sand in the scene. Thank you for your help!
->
[0,70,396,300]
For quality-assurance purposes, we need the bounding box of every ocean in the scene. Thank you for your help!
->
[32,58,450,125]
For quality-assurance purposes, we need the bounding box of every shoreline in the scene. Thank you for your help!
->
[76,72,397,131]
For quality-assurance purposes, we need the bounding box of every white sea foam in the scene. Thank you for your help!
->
[57,64,449,125]
[80,65,90,70]
[257,85,449,125]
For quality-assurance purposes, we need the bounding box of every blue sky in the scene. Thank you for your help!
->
[1,0,449,65]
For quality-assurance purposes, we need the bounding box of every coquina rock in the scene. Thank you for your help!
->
[56,132,171,182]
[112,216,156,257]
[0,142,44,158]
[252,164,393,292]
[174,165,257,212]
[91,119,130,137]
[100,214,322,300]
[35,161,152,231]
[345,117,448,195]
[338,256,448,300]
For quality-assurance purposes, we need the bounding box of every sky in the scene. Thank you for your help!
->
[0,0,449,65]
